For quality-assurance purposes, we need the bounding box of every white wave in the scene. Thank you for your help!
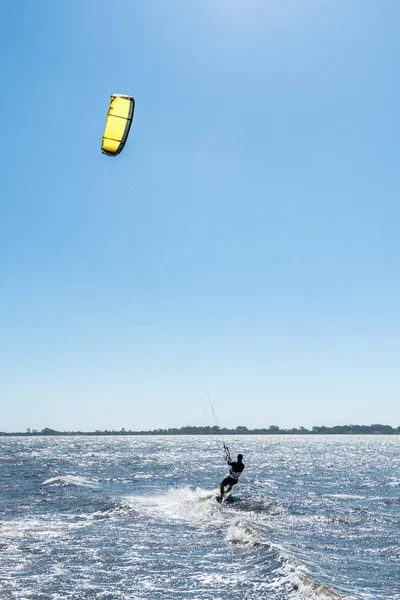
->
[42,475,96,487]
[271,552,353,600]
[225,524,269,546]
[123,487,226,528]
[289,575,347,600]
[387,478,400,487]
[132,473,153,479]
[325,494,365,500]
[360,481,379,488]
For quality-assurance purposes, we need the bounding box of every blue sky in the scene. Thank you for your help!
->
[1,0,400,432]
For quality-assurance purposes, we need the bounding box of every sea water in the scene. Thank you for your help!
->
[0,435,399,599]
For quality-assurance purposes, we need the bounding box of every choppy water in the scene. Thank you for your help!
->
[0,435,399,600]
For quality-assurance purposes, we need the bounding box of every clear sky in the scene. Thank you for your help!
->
[1,0,400,432]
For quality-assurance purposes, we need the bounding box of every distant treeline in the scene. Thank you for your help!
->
[1,424,399,436]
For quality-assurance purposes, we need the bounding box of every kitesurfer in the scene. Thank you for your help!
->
[218,454,244,502]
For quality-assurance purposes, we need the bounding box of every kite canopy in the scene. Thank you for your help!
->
[101,94,135,156]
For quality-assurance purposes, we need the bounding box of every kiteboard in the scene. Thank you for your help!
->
[215,491,233,504]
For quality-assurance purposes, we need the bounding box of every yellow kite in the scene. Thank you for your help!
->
[101,94,135,157]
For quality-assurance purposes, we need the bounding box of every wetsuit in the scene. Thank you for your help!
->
[221,460,245,489]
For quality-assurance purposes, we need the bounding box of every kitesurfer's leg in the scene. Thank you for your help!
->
[220,482,225,500]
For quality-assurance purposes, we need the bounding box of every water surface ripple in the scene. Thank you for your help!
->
[0,435,399,599]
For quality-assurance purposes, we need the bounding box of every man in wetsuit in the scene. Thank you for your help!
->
[218,453,244,502]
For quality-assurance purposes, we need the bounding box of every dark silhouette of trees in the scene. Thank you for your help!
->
[0,423,399,436]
